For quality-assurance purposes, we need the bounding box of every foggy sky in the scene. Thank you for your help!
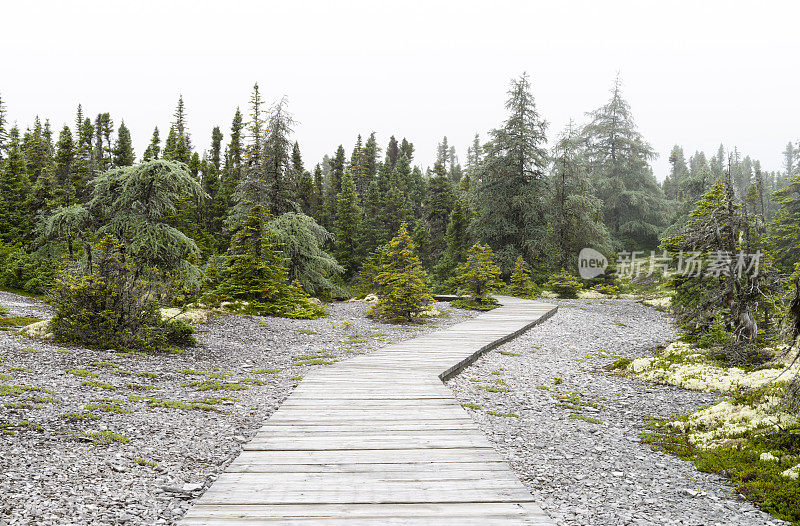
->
[2,0,798,180]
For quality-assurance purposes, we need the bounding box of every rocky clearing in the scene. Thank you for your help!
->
[0,293,790,525]
[0,292,477,525]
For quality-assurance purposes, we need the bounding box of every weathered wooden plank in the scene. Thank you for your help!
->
[179,297,557,525]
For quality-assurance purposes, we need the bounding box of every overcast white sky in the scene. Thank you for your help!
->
[2,0,799,180]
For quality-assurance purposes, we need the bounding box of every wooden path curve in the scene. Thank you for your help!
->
[181,296,558,525]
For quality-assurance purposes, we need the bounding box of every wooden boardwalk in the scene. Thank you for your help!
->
[181,297,557,525]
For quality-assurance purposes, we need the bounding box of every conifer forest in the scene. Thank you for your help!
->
[2,2,800,525]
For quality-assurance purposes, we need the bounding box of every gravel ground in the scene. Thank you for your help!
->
[0,292,478,526]
[447,299,786,526]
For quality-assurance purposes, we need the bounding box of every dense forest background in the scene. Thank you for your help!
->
[0,74,798,313]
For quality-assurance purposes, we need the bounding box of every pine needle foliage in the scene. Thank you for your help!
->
[454,243,503,309]
[367,223,432,322]
[264,212,343,297]
[213,206,326,319]
[508,256,539,298]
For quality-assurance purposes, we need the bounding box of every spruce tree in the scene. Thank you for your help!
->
[0,128,31,243]
[471,73,549,272]
[323,145,346,228]
[143,127,161,161]
[433,199,470,289]
[367,223,432,322]
[73,108,94,201]
[549,122,609,269]
[333,170,363,278]
[455,243,504,309]
[582,76,666,250]
[425,160,455,262]
[768,173,800,272]
[508,255,537,298]
[112,120,135,167]
[53,126,76,206]
[0,94,6,161]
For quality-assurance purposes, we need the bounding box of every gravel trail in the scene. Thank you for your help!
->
[447,299,785,526]
[0,293,477,525]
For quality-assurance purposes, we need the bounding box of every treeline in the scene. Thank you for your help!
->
[0,75,798,300]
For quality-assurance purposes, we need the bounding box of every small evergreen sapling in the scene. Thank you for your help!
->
[454,243,503,310]
[508,256,539,298]
[367,223,433,322]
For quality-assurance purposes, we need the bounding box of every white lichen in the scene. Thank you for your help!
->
[626,342,796,392]
[781,464,800,480]
[18,320,53,340]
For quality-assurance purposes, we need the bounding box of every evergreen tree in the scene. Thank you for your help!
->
[143,127,161,161]
[363,132,379,187]
[582,76,666,249]
[312,163,324,220]
[350,134,367,197]
[433,199,471,287]
[218,109,244,226]
[400,138,414,161]
[471,73,549,271]
[782,142,797,177]
[264,97,297,214]
[508,255,537,298]
[549,122,609,269]
[367,222,432,322]
[25,118,57,215]
[213,205,325,319]
[333,170,363,278]
[209,126,223,172]
[768,173,800,272]
[323,145,346,227]
[93,113,114,172]
[173,95,192,150]
[663,169,777,356]
[23,117,52,185]
[425,160,455,261]
[436,136,450,169]
[264,212,343,296]
[0,94,7,161]
[385,136,400,169]
[465,133,483,187]
[455,243,503,308]
[663,145,689,200]
[53,126,76,206]
[0,128,31,243]
[112,120,135,167]
[73,107,94,200]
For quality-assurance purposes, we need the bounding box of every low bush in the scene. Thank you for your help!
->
[545,271,583,298]
[50,238,194,352]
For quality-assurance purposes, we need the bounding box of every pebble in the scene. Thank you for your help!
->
[446,298,786,526]
[0,291,478,525]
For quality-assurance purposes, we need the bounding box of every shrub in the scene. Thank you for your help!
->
[163,319,196,346]
[590,283,619,296]
[49,237,187,352]
[545,271,583,298]
[0,245,54,295]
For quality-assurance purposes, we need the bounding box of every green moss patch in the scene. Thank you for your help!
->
[486,410,519,418]
[66,368,98,378]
